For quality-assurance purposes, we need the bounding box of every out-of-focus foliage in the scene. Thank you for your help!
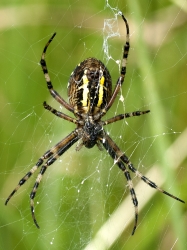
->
[0,1,186,249]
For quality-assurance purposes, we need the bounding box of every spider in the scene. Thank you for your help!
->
[5,12,184,235]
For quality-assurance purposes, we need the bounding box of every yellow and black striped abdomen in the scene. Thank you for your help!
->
[68,58,112,115]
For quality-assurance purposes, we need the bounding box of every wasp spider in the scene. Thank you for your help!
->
[5,13,184,235]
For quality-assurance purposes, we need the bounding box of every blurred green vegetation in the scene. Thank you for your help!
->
[0,1,187,250]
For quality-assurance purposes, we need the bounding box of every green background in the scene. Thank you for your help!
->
[0,1,187,249]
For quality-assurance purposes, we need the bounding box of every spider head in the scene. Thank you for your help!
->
[82,120,103,148]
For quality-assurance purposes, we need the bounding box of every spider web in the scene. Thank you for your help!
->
[0,1,187,249]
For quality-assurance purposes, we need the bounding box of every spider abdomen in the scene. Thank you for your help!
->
[68,58,112,115]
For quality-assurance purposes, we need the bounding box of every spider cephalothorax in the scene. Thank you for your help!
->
[77,119,103,149]
[5,12,184,235]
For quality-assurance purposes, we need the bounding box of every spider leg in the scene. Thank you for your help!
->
[100,131,185,235]
[117,160,138,235]
[120,155,185,204]
[30,130,79,228]
[40,33,74,113]
[5,158,44,206]
[100,132,138,235]
[103,134,184,203]
[102,110,150,126]
[5,131,79,205]
[43,101,83,125]
[100,14,130,117]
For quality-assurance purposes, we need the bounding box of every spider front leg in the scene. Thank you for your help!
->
[30,130,79,228]
[100,133,138,235]
[5,131,79,228]
[5,156,47,205]
[120,155,185,204]
[5,132,77,205]
[100,132,185,235]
